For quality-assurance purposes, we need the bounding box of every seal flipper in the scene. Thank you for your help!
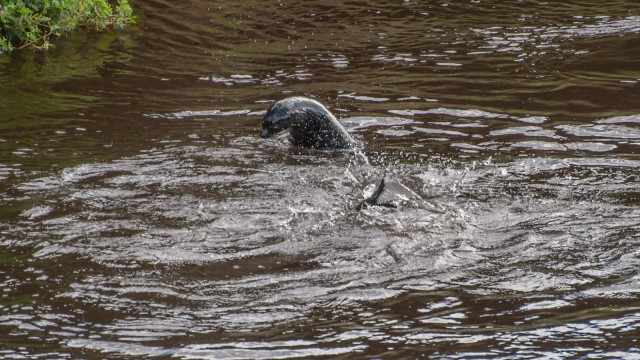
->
[353,177,397,212]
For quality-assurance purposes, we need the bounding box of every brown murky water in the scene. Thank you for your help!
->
[1,1,640,358]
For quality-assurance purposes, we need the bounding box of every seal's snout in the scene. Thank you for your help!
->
[259,128,271,138]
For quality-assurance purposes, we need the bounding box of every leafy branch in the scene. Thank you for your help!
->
[0,0,135,54]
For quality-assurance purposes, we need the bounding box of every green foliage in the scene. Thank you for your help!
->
[0,0,135,54]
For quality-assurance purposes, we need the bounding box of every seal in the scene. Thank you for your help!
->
[260,96,396,213]
[259,97,355,149]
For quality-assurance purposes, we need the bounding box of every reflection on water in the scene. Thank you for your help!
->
[1,0,640,358]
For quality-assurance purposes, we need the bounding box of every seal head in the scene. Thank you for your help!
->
[260,97,354,149]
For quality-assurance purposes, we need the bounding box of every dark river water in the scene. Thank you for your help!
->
[2,1,640,358]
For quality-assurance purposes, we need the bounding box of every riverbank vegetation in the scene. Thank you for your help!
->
[0,0,134,54]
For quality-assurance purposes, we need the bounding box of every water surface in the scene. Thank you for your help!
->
[1,0,640,358]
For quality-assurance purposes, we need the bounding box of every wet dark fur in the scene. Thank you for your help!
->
[260,97,354,149]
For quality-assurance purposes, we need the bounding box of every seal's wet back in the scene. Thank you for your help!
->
[260,97,355,149]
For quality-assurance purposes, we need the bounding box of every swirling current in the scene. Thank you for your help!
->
[1,1,639,358]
